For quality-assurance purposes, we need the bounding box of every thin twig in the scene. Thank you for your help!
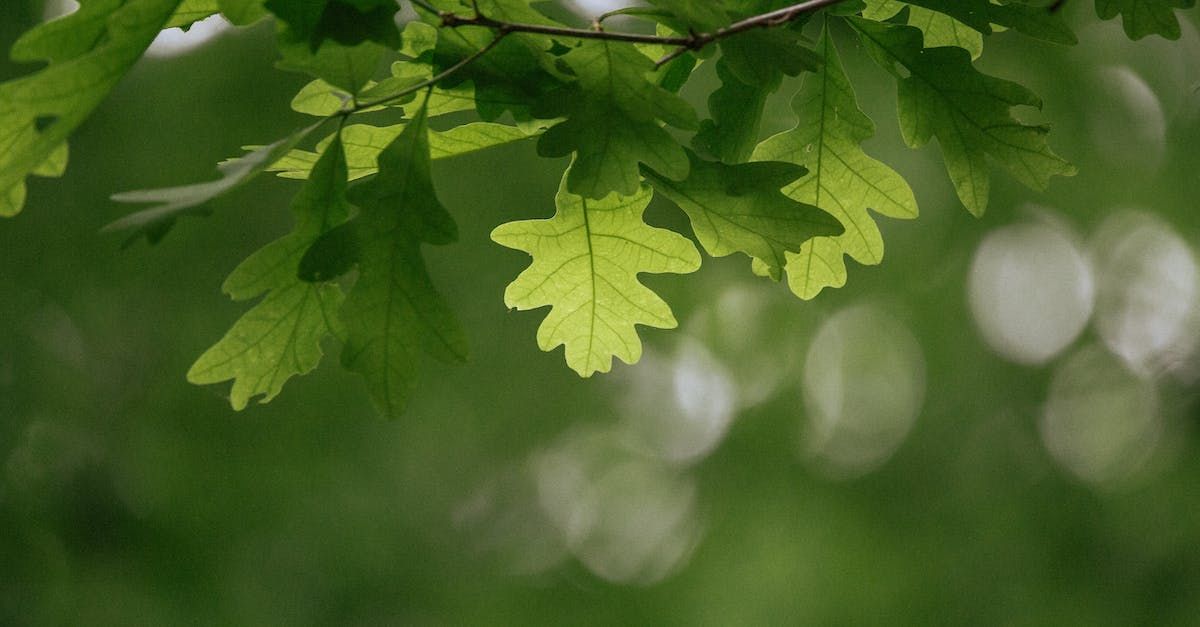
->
[436,10,695,45]
[346,0,846,120]
[655,0,848,66]
[409,0,847,66]
[347,33,509,113]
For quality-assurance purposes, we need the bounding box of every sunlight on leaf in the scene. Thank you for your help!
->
[187,136,350,409]
[492,166,701,377]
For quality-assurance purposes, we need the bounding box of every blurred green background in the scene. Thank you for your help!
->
[3,1,1200,624]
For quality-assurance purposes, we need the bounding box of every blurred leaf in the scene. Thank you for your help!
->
[337,102,467,418]
[491,167,701,377]
[1095,0,1197,40]
[0,0,181,218]
[107,123,323,244]
[851,18,1076,216]
[187,136,350,409]
[753,26,918,299]
[643,151,841,280]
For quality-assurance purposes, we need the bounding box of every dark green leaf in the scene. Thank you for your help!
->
[1095,0,1197,40]
[336,101,467,418]
[265,0,400,49]
[851,18,1076,216]
[537,40,698,198]
[643,151,842,279]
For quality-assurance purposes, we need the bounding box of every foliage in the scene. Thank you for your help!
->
[1,0,1195,416]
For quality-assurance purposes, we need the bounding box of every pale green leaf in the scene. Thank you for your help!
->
[491,166,701,377]
[0,0,182,217]
[753,26,918,299]
[187,136,350,410]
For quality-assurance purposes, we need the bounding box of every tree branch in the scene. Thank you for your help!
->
[415,0,849,53]
[347,0,848,118]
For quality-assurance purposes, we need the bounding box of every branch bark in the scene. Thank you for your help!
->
[350,0,849,115]
[414,0,849,56]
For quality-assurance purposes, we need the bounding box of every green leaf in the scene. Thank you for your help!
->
[717,26,823,89]
[642,0,728,30]
[646,1,822,166]
[291,79,358,116]
[1095,0,1197,40]
[850,18,1076,216]
[337,102,468,418]
[277,38,386,94]
[165,0,266,26]
[863,0,983,59]
[0,0,182,218]
[537,40,698,199]
[187,136,351,410]
[107,123,323,243]
[491,166,701,377]
[642,151,842,280]
[693,63,774,165]
[267,121,542,181]
[265,0,400,49]
[887,0,1078,44]
[422,0,567,122]
[753,26,918,299]
[388,61,479,117]
[217,0,268,25]
[166,0,220,29]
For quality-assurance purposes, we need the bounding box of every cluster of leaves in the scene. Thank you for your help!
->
[2,0,1194,416]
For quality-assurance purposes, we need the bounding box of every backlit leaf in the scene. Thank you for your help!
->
[492,166,701,376]
[753,26,918,299]
[0,0,181,218]
[187,136,351,409]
